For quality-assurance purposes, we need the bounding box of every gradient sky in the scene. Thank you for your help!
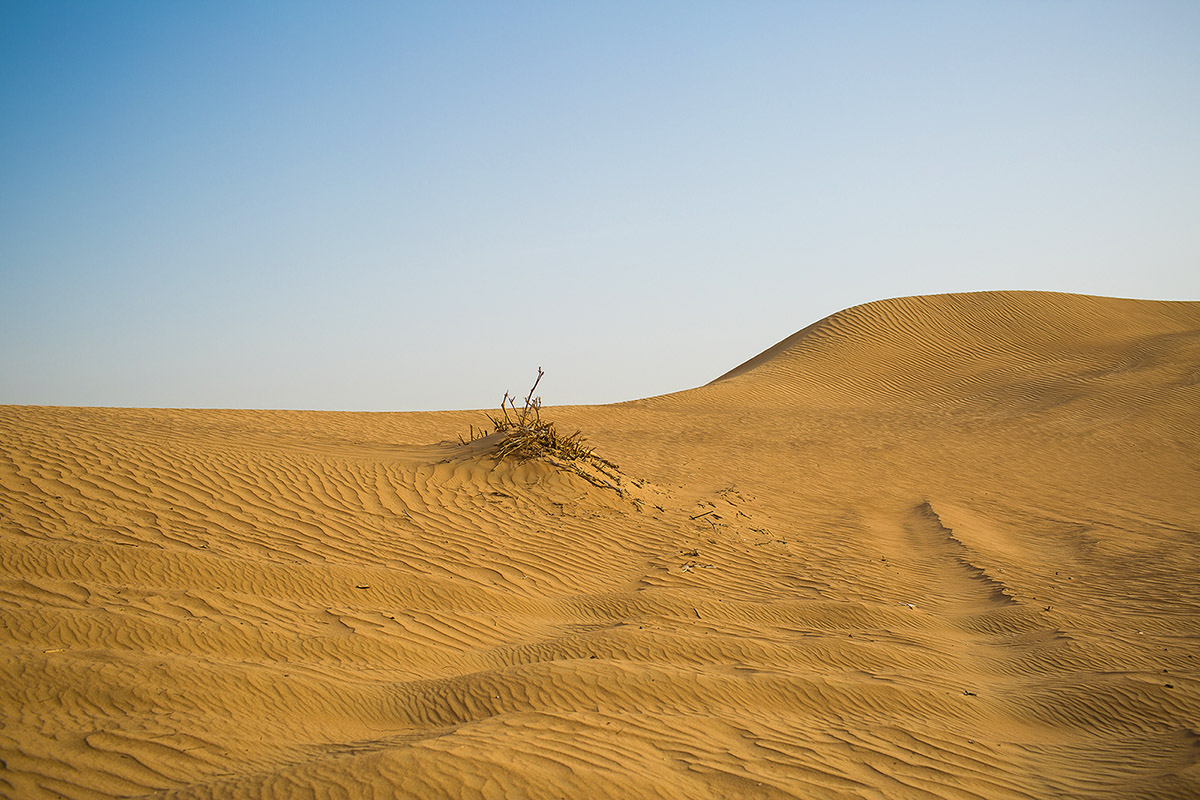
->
[3,1,1198,411]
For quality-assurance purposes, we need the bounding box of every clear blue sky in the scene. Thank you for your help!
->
[3,1,1198,411]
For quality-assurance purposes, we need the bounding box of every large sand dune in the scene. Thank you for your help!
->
[2,291,1198,799]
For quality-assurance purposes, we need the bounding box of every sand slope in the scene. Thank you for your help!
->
[2,291,1198,799]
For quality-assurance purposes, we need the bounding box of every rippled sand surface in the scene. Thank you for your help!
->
[3,291,1198,799]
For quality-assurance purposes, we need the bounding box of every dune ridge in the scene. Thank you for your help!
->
[709,291,1200,411]
[2,291,1198,798]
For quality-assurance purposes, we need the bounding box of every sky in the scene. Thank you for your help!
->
[2,1,1198,411]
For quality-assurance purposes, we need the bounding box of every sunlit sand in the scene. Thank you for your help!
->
[2,291,1198,798]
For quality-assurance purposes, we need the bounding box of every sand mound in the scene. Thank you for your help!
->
[711,291,1200,410]
[2,291,1198,799]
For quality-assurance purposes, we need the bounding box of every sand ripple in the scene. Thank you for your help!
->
[2,292,1198,798]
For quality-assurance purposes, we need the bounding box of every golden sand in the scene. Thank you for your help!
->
[2,291,1198,798]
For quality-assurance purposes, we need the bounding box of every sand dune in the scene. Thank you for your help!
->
[2,291,1198,799]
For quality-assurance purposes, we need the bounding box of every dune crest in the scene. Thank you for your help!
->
[710,290,1200,409]
[2,291,1199,798]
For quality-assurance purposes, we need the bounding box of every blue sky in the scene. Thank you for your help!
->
[2,1,1198,411]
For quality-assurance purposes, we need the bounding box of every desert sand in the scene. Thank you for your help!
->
[2,290,1198,799]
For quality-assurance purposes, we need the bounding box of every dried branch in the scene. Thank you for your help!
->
[461,368,619,476]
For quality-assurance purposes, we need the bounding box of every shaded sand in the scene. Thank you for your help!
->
[2,290,1199,799]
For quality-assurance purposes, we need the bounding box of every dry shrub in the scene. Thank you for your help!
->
[462,368,621,491]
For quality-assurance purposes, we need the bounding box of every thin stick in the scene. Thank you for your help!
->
[521,367,544,426]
